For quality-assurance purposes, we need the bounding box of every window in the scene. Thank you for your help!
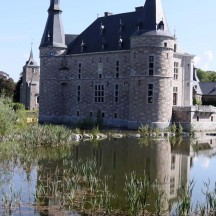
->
[102,112,105,118]
[174,62,179,80]
[77,86,81,102]
[78,63,82,79]
[115,85,119,103]
[148,84,153,104]
[90,112,93,117]
[173,87,178,105]
[77,111,80,117]
[170,177,175,195]
[114,113,118,119]
[171,155,175,170]
[164,42,167,47]
[197,116,199,122]
[116,61,120,78]
[95,85,104,103]
[149,56,154,75]
[36,96,39,104]
[211,116,214,122]
[174,44,177,52]
[98,63,103,78]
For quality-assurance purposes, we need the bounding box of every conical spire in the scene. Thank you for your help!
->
[40,0,66,48]
[26,46,38,66]
[141,0,170,34]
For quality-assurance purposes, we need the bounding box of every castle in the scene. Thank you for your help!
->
[39,0,216,130]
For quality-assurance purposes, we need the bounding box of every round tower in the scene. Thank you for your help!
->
[128,0,176,129]
[39,0,67,123]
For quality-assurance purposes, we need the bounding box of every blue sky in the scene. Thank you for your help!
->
[0,0,215,81]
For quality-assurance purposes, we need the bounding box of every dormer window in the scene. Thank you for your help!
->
[157,20,164,31]
[118,37,123,48]
[46,32,51,42]
[119,19,124,32]
[137,19,142,31]
[100,23,105,34]
[80,40,86,52]
[101,39,106,51]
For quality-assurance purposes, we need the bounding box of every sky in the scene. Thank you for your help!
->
[0,0,216,82]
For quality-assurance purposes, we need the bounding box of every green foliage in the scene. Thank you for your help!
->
[176,180,195,216]
[197,68,216,82]
[0,96,17,137]
[170,123,177,134]
[177,123,184,135]
[18,125,72,147]
[13,74,22,103]
[138,124,150,137]
[0,71,15,98]
[193,98,202,105]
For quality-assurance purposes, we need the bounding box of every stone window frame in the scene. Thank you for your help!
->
[171,155,175,170]
[170,177,175,195]
[98,63,103,78]
[36,96,39,104]
[174,62,179,80]
[78,62,82,79]
[94,85,105,103]
[114,112,118,119]
[116,61,120,78]
[148,55,155,76]
[77,85,81,102]
[114,84,119,103]
[147,83,154,104]
[173,86,178,105]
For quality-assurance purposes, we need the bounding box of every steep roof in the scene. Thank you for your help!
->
[40,0,66,48]
[67,0,173,55]
[199,83,216,96]
[25,48,38,67]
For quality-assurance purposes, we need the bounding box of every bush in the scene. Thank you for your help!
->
[0,96,17,137]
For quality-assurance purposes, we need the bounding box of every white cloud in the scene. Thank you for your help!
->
[194,50,214,70]
[201,158,210,169]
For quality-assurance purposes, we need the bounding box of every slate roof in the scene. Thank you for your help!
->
[25,48,38,67]
[65,34,78,46]
[199,83,216,96]
[67,0,173,55]
[40,0,66,48]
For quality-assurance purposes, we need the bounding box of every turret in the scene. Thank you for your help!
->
[128,0,175,129]
[40,0,66,50]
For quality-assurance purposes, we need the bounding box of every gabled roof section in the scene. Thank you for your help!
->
[40,0,66,48]
[199,83,216,96]
[67,0,172,55]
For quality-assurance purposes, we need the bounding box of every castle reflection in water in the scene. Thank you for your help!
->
[73,137,191,203]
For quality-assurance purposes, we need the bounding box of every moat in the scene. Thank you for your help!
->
[0,136,216,215]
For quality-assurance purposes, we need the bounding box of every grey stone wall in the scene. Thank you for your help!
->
[173,106,216,131]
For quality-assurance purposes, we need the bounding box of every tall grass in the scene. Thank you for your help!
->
[18,125,72,147]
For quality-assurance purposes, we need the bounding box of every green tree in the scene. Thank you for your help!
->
[197,68,216,82]
[0,71,15,98]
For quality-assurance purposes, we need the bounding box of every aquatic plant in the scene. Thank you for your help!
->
[124,172,151,215]
[176,180,195,216]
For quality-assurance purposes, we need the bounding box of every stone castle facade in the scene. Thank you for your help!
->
[20,49,40,110]
[39,0,208,130]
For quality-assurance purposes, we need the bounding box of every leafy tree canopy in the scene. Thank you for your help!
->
[0,71,15,98]
[197,68,216,82]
